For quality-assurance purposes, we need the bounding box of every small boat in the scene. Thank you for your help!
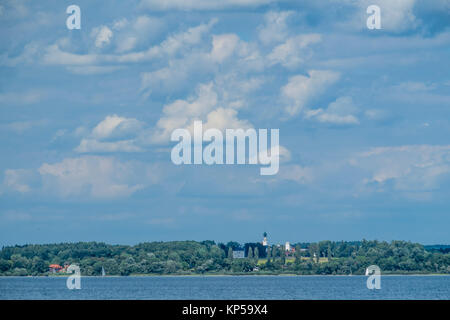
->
[101,266,106,277]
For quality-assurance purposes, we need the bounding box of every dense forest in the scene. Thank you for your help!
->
[1,240,449,276]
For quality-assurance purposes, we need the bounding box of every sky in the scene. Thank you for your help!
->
[0,0,449,247]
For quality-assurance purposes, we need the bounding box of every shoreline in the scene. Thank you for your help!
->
[1,273,449,278]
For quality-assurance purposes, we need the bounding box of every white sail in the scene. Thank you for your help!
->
[101,266,105,277]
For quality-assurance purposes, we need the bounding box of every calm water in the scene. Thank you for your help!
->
[0,276,449,300]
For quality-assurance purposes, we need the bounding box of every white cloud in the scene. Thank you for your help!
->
[306,96,360,125]
[333,0,419,33]
[258,11,294,45]
[201,107,251,132]
[278,165,313,184]
[113,18,129,30]
[158,18,217,56]
[364,0,418,32]
[75,139,143,153]
[42,44,99,66]
[139,32,265,97]
[210,34,239,63]
[2,169,33,193]
[116,37,137,53]
[351,145,450,192]
[42,19,216,67]
[114,15,165,53]
[267,34,321,68]
[281,70,340,117]
[38,156,158,198]
[92,26,113,48]
[140,66,189,98]
[75,115,144,153]
[0,42,39,67]
[151,82,218,143]
[249,145,291,165]
[364,109,393,122]
[151,82,252,143]
[91,114,142,140]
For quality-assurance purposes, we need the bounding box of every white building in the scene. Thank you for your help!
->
[285,242,291,251]
[262,233,268,246]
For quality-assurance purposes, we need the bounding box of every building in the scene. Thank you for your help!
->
[232,250,245,259]
[49,264,63,273]
[262,232,268,246]
[285,242,291,251]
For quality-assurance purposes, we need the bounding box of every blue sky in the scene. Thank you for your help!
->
[0,0,450,246]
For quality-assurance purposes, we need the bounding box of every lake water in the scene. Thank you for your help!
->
[0,276,449,300]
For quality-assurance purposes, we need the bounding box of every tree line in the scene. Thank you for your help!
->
[0,240,449,276]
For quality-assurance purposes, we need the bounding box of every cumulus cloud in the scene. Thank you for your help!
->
[91,114,143,140]
[75,115,144,153]
[210,34,240,63]
[151,82,252,143]
[139,31,265,97]
[351,145,450,192]
[75,139,143,153]
[41,19,216,69]
[281,70,340,117]
[2,169,34,193]
[0,42,39,67]
[361,0,418,32]
[306,96,360,126]
[114,16,165,53]
[38,156,158,198]
[267,34,321,68]
[2,156,163,199]
[140,66,189,97]
[258,11,294,45]
[92,26,113,48]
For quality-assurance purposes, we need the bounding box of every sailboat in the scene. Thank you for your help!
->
[101,266,106,277]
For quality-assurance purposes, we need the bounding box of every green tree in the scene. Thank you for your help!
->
[309,244,315,262]
[228,247,233,259]
[254,247,259,260]
[247,247,253,259]
[272,246,277,258]
[327,245,332,262]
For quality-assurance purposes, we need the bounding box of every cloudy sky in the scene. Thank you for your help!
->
[1,0,449,246]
